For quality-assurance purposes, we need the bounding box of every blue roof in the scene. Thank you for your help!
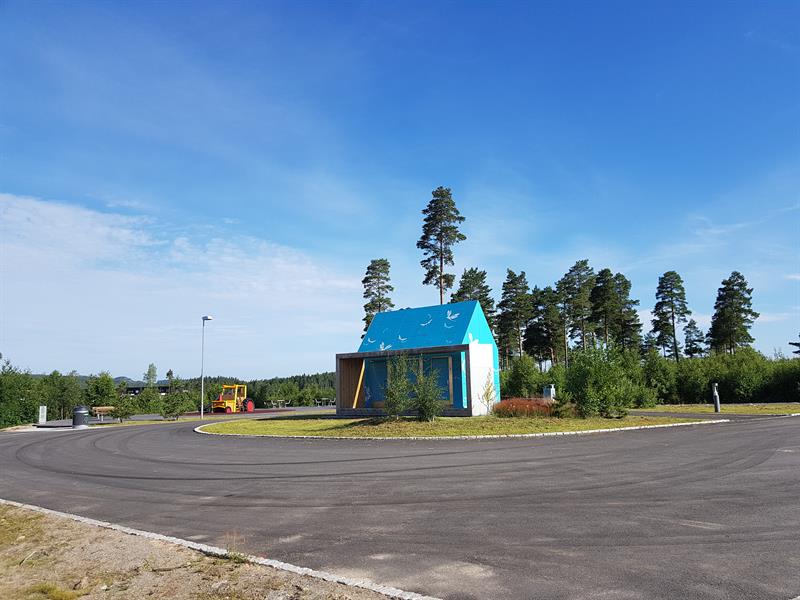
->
[358,300,494,352]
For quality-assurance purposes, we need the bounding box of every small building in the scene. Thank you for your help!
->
[335,300,500,417]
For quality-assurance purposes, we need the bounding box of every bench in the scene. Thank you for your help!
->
[92,406,115,422]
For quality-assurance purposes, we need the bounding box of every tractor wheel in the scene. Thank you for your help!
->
[245,400,255,413]
[225,406,232,414]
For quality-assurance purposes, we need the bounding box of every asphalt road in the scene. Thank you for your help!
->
[1,416,798,600]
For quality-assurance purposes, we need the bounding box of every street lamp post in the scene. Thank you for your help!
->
[200,315,213,420]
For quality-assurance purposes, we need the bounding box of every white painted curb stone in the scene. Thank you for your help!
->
[0,498,441,600]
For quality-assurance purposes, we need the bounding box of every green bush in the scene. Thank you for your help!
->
[564,348,656,417]
[0,359,38,428]
[160,390,196,420]
[676,358,711,404]
[410,361,443,422]
[504,355,545,398]
[136,386,163,414]
[763,358,800,403]
[565,349,629,417]
[642,349,678,404]
[383,355,412,419]
[111,395,137,421]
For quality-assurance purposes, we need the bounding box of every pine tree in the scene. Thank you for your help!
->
[451,267,496,328]
[524,286,563,367]
[651,271,691,361]
[613,273,642,351]
[144,363,158,387]
[362,258,395,332]
[683,319,705,358]
[557,260,596,350]
[707,271,759,354]
[589,268,621,347]
[497,269,532,359]
[416,187,466,304]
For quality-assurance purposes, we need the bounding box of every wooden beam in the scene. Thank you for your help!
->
[352,359,365,409]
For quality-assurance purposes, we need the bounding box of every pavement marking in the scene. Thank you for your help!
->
[194,418,731,440]
[0,497,442,600]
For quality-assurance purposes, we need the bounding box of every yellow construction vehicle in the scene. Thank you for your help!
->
[212,384,255,414]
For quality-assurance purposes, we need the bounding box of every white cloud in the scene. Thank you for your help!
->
[0,193,362,378]
[785,274,800,281]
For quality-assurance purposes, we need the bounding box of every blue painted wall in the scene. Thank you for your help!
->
[363,351,466,408]
[357,301,500,409]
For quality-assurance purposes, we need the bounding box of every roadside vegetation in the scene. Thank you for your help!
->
[500,347,799,418]
[201,414,699,438]
[0,357,335,429]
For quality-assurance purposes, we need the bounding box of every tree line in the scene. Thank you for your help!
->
[0,357,336,429]
[362,186,774,365]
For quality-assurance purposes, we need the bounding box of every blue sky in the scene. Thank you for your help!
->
[1,0,798,379]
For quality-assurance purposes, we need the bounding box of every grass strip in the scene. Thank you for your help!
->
[637,403,800,415]
[201,414,702,438]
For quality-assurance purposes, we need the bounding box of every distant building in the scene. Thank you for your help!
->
[125,383,170,395]
[336,300,500,417]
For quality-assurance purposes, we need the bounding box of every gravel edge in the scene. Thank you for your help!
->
[0,498,441,600]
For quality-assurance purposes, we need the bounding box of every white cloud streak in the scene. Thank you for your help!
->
[0,193,362,378]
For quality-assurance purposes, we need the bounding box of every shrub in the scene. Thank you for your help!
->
[110,395,136,421]
[492,398,553,418]
[136,386,163,414]
[410,361,443,422]
[160,390,196,420]
[504,355,543,398]
[642,349,678,404]
[565,348,647,417]
[479,371,498,414]
[763,358,800,403]
[383,355,411,419]
[0,359,38,428]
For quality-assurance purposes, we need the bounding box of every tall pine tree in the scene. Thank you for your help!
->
[362,258,395,332]
[497,269,532,360]
[707,271,759,354]
[589,268,621,346]
[557,260,596,350]
[613,273,642,351]
[651,271,691,361]
[416,187,466,304]
[451,267,496,328]
[683,319,705,358]
[524,286,564,367]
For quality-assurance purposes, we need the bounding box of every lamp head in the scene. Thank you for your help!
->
[202,315,213,321]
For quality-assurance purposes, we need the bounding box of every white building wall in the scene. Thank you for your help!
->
[468,343,495,416]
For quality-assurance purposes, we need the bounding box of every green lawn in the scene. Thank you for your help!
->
[636,403,800,415]
[199,414,703,438]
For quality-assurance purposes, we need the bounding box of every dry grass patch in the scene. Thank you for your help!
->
[0,504,388,600]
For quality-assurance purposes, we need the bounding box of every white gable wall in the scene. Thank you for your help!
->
[467,342,496,416]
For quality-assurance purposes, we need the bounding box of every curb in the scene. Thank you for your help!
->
[194,418,731,441]
[0,498,441,600]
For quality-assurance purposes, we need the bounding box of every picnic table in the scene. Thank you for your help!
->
[92,406,115,422]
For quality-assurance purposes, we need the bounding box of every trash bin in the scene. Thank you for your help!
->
[72,405,90,429]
